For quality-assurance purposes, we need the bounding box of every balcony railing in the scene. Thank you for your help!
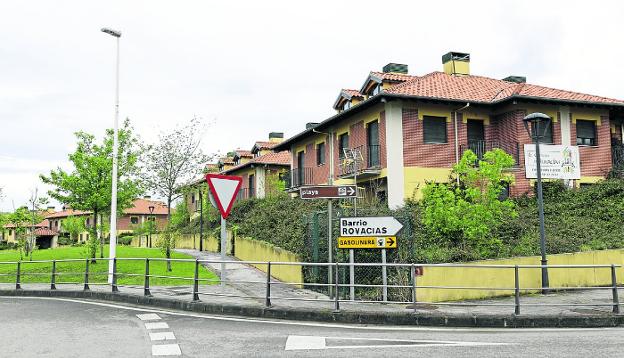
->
[282,168,313,190]
[612,145,624,175]
[460,140,520,167]
[339,145,383,178]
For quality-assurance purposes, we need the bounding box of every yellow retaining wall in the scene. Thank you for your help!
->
[417,249,624,302]
[234,236,303,286]
[131,233,220,252]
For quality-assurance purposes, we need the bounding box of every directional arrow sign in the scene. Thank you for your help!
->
[205,173,243,219]
[338,236,397,249]
[300,185,357,199]
[339,216,403,237]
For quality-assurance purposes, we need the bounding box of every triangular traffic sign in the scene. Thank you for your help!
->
[205,174,243,219]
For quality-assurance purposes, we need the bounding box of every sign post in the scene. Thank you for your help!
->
[205,174,243,287]
[339,216,403,302]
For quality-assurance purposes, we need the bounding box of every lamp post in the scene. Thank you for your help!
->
[199,189,204,252]
[148,205,155,248]
[101,27,121,284]
[523,112,552,294]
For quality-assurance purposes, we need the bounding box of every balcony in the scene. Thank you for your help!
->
[282,168,313,191]
[338,145,383,179]
[459,140,520,167]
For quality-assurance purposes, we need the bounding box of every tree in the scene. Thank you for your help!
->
[41,119,142,262]
[158,226,178,271]
[26,189,48,260]
[421,149,517,256]
[140,118,212,220]
[7,207,31,260]
[63,215,86,244]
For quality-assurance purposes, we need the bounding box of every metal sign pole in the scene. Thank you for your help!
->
[327,199,333,298]
[220,216,226,287]
[381,248,388,302]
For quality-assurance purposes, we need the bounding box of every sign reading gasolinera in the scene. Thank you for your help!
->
[338,236,397,249]
[339,216,403,237]
[523,144,581,179]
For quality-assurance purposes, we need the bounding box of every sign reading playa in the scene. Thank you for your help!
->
[523,144,581,179]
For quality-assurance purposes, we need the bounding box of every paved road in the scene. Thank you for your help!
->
[1,297,623,358]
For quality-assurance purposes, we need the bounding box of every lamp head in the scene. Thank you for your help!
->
[148,205,155,214]
[101,27,122,38]
[523,112,552,140]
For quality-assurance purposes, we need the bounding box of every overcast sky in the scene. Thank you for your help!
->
[1,0,623,211]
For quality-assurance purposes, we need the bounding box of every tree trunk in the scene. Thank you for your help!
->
[91,210,98,264]
[166,246,172,272]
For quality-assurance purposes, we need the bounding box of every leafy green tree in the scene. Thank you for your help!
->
[158,227,178,271]
[26,189,47,260]
[8,207,31,260]
[40,119,142,262]
[421,149,517,256]
[63,215,86,244]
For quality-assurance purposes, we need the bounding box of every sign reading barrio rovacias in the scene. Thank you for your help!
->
[523,144,581,180]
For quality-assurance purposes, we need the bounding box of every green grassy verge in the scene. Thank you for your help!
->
[0,246,218,286]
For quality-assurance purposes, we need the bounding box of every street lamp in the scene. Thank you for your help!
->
[148,205,155,248]
[101,27,121,284]
[523,112,552,294]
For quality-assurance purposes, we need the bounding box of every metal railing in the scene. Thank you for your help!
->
[281,168,313,189]
[460,140,520,166]
[339,145,383,177]
[612,145,624,175]
[0,258,621,315]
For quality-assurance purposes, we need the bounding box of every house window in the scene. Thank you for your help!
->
[543,118,554,144]
[576,120,597,146]
[86,218,91,227]
[54,221,58,228]
[367,121,380,167]
[316,142,326,165]
[371,83,382,96]
[338,133,349,158]
[249,174,255,198]
[191,193,195,203]
[130,216,139,225]
[423,116,448,143]
[342,101,351,111]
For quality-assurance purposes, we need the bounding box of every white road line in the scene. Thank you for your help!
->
[285,335,511,351]
[145,322,169,330]
[5,296,622,333]
[152,344,181,356]
[149,332,176,341]
[137,313,162,321]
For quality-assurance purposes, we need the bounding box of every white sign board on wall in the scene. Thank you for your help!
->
[523,144,581,179]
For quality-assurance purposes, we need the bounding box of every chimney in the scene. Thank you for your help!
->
[382,63,408,74]
[503,75,526,83]
[442,51,470,76]
[306,122,319,130]
[268,132,284,143]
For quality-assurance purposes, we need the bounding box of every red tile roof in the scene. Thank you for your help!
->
[341,89,364,99]
[123,198,169,215]
[4,219,49,229]
[386,71,624,105]
[33,227,58,236]
[45,209,91,219]
[234,149,253,158]
[223,151,290,174]
[370,71,416,82]
[253,141,276,150]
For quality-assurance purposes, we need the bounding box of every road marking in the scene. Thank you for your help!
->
[150,332,176,341]
[137,313,162,321]
[285,335,510,351]
[152,344,181,356]
[6,297,623,333]
[145,322,169,330]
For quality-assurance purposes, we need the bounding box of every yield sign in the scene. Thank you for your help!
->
[205,173,243,219]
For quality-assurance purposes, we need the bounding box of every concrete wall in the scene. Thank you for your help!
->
[416,249,624,303]
[234,236,303,286]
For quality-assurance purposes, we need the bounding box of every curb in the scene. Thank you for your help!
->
[1,289,622,328]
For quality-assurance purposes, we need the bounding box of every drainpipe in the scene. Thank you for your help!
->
[453,103,470,185]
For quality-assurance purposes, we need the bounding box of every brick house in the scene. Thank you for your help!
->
[273,52,624,208]
[116,197,169,233]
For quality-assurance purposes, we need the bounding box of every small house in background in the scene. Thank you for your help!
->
[2,219,59,249]
[117,197,169,233]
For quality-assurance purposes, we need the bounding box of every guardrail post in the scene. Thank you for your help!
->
[411,264,417,313]
[611,264,620,314]
[144,258,151,296]
[192,259,200,301]
[265,261,272,307]
[111,258,119,292]
[514,265,520,315]
[15,261,21,290]
[83,259,90,291]
[333,261,340,313]
[50,260,57,290]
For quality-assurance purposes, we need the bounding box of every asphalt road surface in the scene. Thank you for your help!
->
[1,296,623,357]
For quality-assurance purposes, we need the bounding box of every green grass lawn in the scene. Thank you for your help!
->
[0,245,219,286]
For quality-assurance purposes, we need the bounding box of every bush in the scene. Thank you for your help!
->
[0,241,17,250]
[57,236,76,246]
[118,236,133,245]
